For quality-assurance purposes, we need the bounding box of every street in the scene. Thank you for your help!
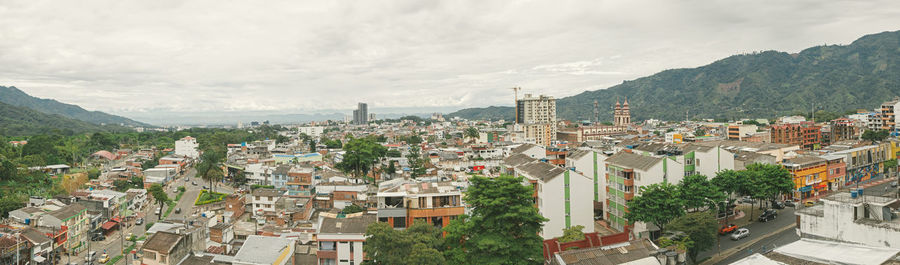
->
[705,178,900,264]
[63,168,206,264]
[698,205,796,262]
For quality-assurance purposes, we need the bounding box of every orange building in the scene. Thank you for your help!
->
[375,181,465,230]
[783,156,828,200]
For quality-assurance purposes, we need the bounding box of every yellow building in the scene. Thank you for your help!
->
[783,156,828,200]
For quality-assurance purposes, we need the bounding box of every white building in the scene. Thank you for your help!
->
[566,149,611,216]
[250,189,283,218]
[797,193,900,248]
[316,214,375,265]
[507,158,593,239]
[143,168,176,185]
[175,136,199,159]
[298,126,325,138]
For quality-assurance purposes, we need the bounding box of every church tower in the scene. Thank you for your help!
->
[614,97,631,126]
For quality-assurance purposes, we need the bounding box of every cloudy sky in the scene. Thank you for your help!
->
[2,0,899,120]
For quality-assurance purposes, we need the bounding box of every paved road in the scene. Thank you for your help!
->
[698,205,796,261]
[701,179,900,264]
[715,227,800,264]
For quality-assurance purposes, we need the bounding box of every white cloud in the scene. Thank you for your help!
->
[0,0,898,118]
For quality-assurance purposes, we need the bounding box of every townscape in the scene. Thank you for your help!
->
[5,90,900,265]
[4,2,900,265]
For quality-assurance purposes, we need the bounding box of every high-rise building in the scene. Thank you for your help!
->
[353,102,368,125]
[515,94,556,146]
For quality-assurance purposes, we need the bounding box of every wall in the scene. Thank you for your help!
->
[800,201,900,248]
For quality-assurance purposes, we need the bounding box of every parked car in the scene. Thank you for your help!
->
[192,181,197,186]
[203,186,208,190]
[771,201,785,209]
[98,253,109,263]
[136,218,143,225]
[91,233,105,241]
[892,182,898,188]
[804,201,815,207]
[758,209,778,222]
[784,200,796,207]
[730,228,750,240]
[719,224,738,235]
[741,196,755,204]
[175,208,182,214]
[85,251,98,262]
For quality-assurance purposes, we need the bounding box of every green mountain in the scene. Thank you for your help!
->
[449,30,900,122]
[0,101,125,136]
[0,86,152,127]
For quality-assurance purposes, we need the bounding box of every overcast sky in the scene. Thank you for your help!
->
[2,0,899,118]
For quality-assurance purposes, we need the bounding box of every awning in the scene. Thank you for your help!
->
[101,221,118,230]
[33,256,46,263]
[112,217,122,222]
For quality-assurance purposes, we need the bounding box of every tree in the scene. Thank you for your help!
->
[666,212,718,263]
[678,175,725,211]
[385,162,397,178]
[624,183,684,232]
[444,175,547,265]
[336,137,387,179]
[746,163,793,205]
[0,195,23,218]
[148,184,168,219]
[386,149,402,158]
[558,225,586,243]
[862,129,890,142]
[364,220,444,265]
[884,159,898,176]
[87,168,101,179]
[406,146,426,179]
[694,128,706,137]
[342,204,365,214]
[464,127,479,142]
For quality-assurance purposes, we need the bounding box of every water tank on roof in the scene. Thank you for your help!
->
[851,190,858,198]
[858,188,864,196]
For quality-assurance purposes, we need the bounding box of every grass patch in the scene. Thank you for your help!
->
[195,190,227,205]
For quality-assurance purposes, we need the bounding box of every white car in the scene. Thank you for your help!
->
[730,228,750,241]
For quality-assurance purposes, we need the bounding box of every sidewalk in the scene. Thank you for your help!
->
[802,177,897,203]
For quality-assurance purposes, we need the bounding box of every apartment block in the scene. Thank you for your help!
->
[605,151,683,237]
[508,158,593,239]
[251,189,284,218]
[770,121,822,150]
[376,180,465,230]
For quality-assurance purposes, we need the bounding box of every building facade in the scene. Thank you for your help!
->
[174,136,199,159]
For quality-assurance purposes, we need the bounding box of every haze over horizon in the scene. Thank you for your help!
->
[2,0,900,122]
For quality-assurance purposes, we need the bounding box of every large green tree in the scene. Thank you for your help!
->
[666,212,719,263]
[443,175,547,265]
[624,183,684,232]
[679,174,726,211]
[148,184,168,219]
[336,137,387,179]
[363,220,444,265]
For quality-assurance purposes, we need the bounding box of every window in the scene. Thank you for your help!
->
[695,159,700,167]
[319,241,336,251]
[255,196,260,200]
[145,252,156,260]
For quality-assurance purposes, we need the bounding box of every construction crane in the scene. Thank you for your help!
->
[512,87,521,123]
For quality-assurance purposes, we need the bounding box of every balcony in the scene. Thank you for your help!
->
[624,191,634,200]
[623,178,634,186]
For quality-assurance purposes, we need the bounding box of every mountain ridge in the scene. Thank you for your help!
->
[0,86,153,127]
[0,101,126,136]
[448,30,900,121]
